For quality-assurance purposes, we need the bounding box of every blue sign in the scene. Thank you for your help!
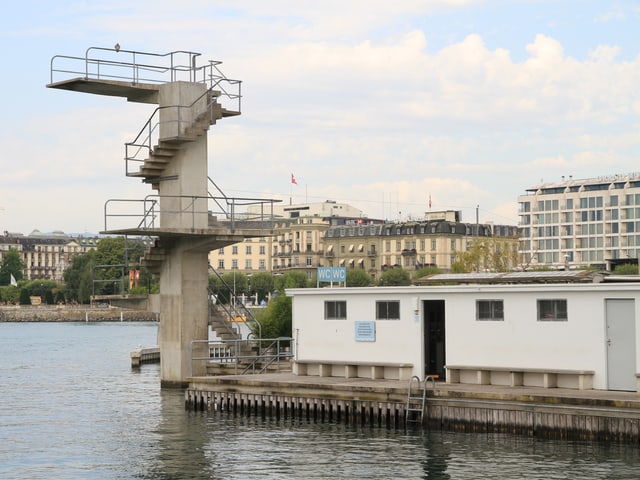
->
[317,267,347,283]
[355,321,376,342]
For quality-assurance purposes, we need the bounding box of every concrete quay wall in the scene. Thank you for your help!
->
[0,305,158,322]
[186,374,640,443]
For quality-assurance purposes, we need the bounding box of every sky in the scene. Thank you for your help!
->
[0,0,638,235]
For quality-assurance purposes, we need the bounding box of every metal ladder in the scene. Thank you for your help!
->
[405,375,437,424]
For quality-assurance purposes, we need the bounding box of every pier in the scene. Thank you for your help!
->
[186,373,640,443]
[130,346,160,368]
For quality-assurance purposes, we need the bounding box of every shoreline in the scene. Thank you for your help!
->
[0,305,158,322]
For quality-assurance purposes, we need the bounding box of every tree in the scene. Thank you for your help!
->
[379,268,411,286]
[275,271,309,290]
[613,263,639,275]
[413,266,442,280]
[64,249,97,303]
[19,288,31,305]
[0,248,26,286]
[346,269,371,287]
[254,291,292,338]
[249,272,275,303]
[452,238,518,273]
[210,272,249,304]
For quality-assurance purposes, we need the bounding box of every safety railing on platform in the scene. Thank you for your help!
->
[190,337,293,376]
[103,194,279,232]
[50,46,241,109]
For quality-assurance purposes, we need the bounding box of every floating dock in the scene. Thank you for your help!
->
[186,373,640,442]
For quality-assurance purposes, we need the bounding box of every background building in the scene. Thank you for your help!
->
[208,200,373,279]
[323,210,519,279]
[518,173,640,270]
[0,231,99,281]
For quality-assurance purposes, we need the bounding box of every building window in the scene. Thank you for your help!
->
[376,301,400,320]
[246,245,252,254]
[259,260,266,270]
[259,246,266,255]
[476,300,504,321]
[537,299,568,321]
[232,246,238,254]
[245,259,252,269]
[231,259,238,270]
[324,301,347,320]
[218,260,224,269]
[306,257,312,266]
[431,240,436,250]
[218,247,224,254]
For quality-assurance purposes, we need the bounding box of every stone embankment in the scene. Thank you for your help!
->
[0,305,158,322]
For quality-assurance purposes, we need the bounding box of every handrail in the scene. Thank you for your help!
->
[50,46,239,91]
[241,337,291,374]
[124,81,240,176]
[208,264,262,339]
[103,194,279,232]
[190,337,293,376]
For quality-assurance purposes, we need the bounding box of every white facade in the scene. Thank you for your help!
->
[288,281,640,391]
[518,172,640,269]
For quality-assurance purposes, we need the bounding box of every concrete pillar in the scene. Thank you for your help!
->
[158,239,210,386]
[155,81,211,386]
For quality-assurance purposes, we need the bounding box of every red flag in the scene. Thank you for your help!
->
[291,173,298,185]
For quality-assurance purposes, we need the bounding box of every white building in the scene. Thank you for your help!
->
[287,272,640,392]
[518,172,640,270]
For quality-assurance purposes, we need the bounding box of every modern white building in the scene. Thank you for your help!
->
[518,172,640,270]
[287,272,640,392]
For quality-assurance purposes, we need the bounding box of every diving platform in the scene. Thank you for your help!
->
[50,46,268,387]
[47,78,160,104]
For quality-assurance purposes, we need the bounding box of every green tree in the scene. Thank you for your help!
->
[346,269,371,287]
[0,285,20,304]
[613,263,639,275]
[212,272,248,304]
[453,238,517,273]
[379,268,411,286]
[275,271,309,290]
[19,288,31,305]
[0,248,26,285]
[64,249,97,303]
[249,272,275,303]
[413,266,442,280]
[254,291,292,338]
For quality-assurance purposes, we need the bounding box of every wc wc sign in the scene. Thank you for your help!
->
[317,267,347,287]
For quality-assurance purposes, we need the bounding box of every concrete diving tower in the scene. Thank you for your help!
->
[48,47,279,386]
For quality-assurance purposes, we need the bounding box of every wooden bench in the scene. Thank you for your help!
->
[294,360,414,381]
[445,365,595,390]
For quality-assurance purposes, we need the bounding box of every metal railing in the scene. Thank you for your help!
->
[208,264,262,339]
[50,46,241,106]
[190,337,293,376]
[124,82,240,176]
[104,194,279,232]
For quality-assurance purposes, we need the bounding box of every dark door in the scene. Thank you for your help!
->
[423,300,446,378]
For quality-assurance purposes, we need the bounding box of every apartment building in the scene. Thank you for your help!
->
[0,231,99,281]
[208,200,370,279]
[518,173,640,270]
[323,210,519,278]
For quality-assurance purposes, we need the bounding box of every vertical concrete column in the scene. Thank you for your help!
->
[158,239,210,386]
[157,82,209,231]
[155,81,212,386]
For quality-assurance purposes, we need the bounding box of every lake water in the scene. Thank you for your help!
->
[1,322,640,479]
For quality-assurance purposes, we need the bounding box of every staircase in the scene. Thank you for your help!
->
[127,91,224,190]
[140,239,168,276]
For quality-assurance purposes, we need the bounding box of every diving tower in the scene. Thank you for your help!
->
[49,47,278,386]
